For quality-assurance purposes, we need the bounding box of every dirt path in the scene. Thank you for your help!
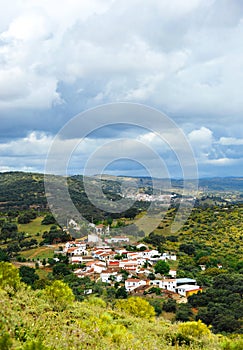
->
[27,246,53,259]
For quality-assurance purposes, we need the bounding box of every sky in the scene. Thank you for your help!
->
[0,0,243,178]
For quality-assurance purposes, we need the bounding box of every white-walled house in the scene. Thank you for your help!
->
[63,241,86,252]
[100,271,123,283]
[176,278,197,286]
[70,256,84,264]
[67,246,88,256]
[93,262,106,274]
[92,249,113,259]
[139,249,160,259]
[168,253,177,261]
[176,284,201,297]
[149,280,161,288]
[160,252,177,261]
[107,236,129,244]
[161,279,177,292]
[119,259,138,271]
[149,279,177,292]
[88,233,100,244]
[199,265,206,271]
[95,224,109,235]
[127,252,141,260]
[125,278,147,292]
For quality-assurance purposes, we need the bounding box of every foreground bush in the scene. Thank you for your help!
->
[0,263,242,349]
[115,296,155,320]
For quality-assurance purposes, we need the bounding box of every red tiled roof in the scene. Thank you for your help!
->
[67,247,77,252]
[108,261,119,265]
[126,278,140,282]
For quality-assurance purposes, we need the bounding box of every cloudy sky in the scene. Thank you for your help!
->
[0,0,243,178]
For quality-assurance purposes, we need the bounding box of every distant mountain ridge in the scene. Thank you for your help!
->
[102,174,243,192]
[0,172,242,212]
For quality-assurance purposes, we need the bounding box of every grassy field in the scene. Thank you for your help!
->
[37,267,52,279]
[19,246,55,260]
[18,216,53,242]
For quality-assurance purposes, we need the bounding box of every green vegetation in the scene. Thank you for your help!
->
[0,172,243,348]
[154,260,170,275]
[0,261,21,291]
[115,296,155,320]
[147,204,243,275]
[19,246,55,260]
[0,172,149,224]
[0,261,242,350]
[18,217,53,237]
[188,273,243,333]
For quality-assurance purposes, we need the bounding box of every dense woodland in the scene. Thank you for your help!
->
[0,172,149,223]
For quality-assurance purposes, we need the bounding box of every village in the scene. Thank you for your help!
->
[55,222,202,301]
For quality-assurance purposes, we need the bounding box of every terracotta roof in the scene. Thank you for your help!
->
[67,247,77,252]
[108,261,119,265]
[126,278,140,282]
[94,263,106,267]
[101,269,117,274]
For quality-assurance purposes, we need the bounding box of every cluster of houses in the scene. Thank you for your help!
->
[60,238,201,299]
[125,193,173,203]
[126,277,201,297]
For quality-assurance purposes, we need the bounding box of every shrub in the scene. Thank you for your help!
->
[221,338,243,350]
[178,320,211,338]
[45,280,74,311]
[175,303,193,321]
[115,296,155,320]
[162,299,177,313]
[21,340,51,350]
[0,261,21,292]
[41,214,56,225]
[0,332,12,350]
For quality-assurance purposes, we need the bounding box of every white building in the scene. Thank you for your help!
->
[125,278,147,292]
[161,252,177,261]
[139,249,160,259]
[70,256,83,264]
[88,233,100,244]
[176,284,201,297]
[149,279,177,292]
[100,271,123,283]
[107,236,129,244]
[93,262,106,274]
[95,224,109,235]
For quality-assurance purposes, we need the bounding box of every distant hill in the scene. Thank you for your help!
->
[0,172,148,222]
[101,174,243,192]
[198,177,243,191]
[0,172,242,213]
[0,172,47,210]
